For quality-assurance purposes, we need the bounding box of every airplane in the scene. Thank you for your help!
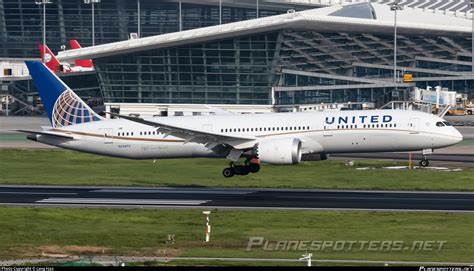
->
[39,43,93,73]
[19,61,463,178]
[39,44,64,72]
[69,39,94,70]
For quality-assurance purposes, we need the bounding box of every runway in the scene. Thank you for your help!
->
[0,186,473,212]
[330,153,474,163]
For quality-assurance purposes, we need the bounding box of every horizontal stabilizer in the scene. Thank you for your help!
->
[14,129,74,140]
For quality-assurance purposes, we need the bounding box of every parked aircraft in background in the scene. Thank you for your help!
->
[38,41,93,73]
[19,61,463,178]
[69,39,94,70]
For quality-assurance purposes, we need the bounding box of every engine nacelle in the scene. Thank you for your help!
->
[257,138,302,165]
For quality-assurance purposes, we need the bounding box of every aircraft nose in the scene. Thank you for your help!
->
[452,128,463,144]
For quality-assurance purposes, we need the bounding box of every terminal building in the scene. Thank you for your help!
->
[1,0,473,116]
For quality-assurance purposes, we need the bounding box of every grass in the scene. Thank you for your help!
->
[0,149,473,191]
[0,207,472,264]
[0,134,28,141]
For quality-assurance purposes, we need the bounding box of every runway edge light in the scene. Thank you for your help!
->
[299,252,312,267]
[203,211,211,242]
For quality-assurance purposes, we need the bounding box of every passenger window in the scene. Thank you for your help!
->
[442,121,452,126]
[436,122,444,127]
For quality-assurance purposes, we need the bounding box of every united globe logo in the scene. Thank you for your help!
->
[51,89,100,127]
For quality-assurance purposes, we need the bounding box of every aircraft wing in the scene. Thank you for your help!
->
[108,113,257,153]
[14,129,74,140]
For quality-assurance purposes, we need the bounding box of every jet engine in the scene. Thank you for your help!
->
[256,138,302,165]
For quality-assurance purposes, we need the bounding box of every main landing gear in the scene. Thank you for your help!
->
[419,156,430,168]
[222,158,261,178]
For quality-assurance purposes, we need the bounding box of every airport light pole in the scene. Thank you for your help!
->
[137,0,141,38]
[35,0,52,64]
[84,0,101,46]
[179,1,182,31]
[256,0,259,18]
[219,0,222,25]
[391,0,403,84]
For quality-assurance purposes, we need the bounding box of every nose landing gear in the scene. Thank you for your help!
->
[419,149,432,168]
[222,158,260,178]
[419,156,430,168]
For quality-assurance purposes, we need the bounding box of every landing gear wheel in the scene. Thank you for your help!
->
[248,163,260,173]
[234,165,250,176]
[222,167,235,178]
[419,159,429,168]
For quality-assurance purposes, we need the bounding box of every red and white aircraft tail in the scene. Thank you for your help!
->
[69,39,93,69]
[38,44,64,72]
[38,41,93,73]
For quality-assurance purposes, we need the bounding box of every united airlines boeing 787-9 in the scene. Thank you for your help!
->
[19,61,463,177]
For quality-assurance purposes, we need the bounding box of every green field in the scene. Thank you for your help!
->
[0,207,472,264]
[0,149,473,191]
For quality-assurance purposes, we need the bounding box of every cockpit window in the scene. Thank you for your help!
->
[436,121,445,127]
[442,121,452,126]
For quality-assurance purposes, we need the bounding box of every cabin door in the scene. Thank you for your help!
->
[408,118,419,134]
[103,128,114,144]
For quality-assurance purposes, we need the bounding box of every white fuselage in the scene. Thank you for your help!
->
[36,110,463,160]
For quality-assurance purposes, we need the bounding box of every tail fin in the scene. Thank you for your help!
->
[69,39,82,49]
[25,61,102,128]
[39,44,61,72]
[69,39,93,68]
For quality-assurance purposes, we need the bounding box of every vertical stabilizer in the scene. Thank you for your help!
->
[69,39,93,68]
[25,61,102,127]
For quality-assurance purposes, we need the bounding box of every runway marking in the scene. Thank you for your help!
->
[0,192,77,195]
[91,189,250,195]
[36,198,209,205]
